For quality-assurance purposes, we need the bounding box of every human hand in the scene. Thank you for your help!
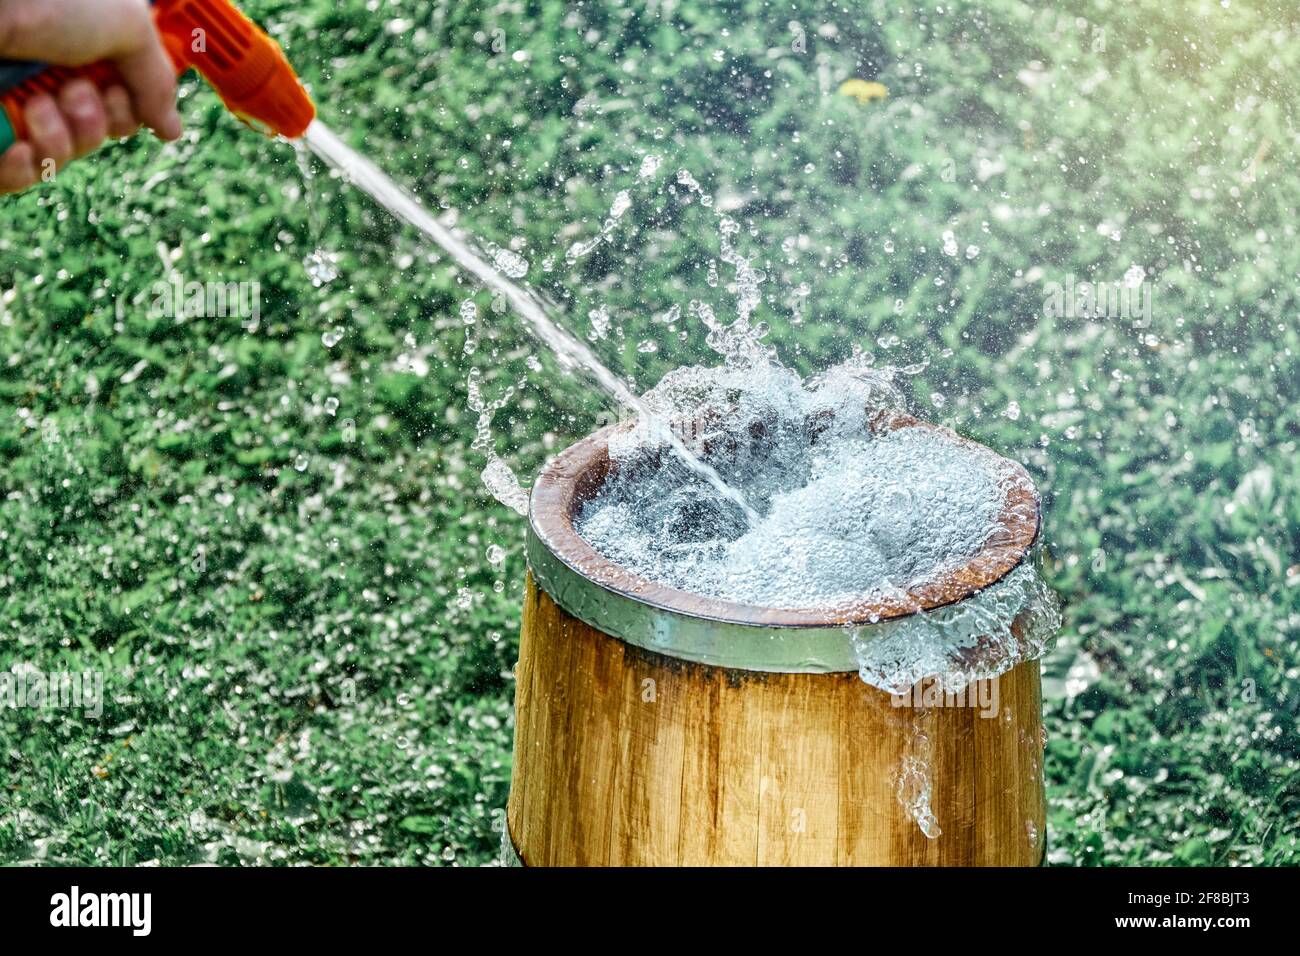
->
[0,0,183,193]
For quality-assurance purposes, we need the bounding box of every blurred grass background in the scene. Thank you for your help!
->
[0,0,1296,865]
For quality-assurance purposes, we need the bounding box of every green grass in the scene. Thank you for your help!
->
[0,0,1297,865]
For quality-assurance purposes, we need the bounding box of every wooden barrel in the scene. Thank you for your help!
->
[506,415,1046,866]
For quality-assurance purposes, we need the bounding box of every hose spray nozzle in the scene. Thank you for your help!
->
[0,0,315,151]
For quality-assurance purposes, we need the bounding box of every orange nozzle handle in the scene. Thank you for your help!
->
[0,0,314,146]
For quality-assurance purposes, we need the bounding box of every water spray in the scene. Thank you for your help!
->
[299,121,759,524]
[0,1,757,523]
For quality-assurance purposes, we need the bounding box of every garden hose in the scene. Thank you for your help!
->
[0,0,315,152]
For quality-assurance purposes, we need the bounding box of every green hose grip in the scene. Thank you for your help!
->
[0,109,14,153]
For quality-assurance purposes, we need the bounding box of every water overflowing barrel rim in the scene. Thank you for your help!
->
[525,413,1041,673]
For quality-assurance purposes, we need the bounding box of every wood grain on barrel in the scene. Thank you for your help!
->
[507,578,1046,867]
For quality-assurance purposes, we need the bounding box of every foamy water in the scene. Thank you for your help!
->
[575,352,1060,696]
[578,359,1012,611]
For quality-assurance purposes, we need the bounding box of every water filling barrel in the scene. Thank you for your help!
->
[505,413,1046,866]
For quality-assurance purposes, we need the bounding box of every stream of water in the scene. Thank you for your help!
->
[299,119,759,525]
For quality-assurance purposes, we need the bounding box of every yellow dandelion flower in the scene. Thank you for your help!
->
[838,79,888,105]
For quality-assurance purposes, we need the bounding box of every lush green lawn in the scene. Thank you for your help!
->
[0,0,1296,865]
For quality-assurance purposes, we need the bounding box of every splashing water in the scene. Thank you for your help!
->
[301,123,1058,839]
[299,120,1062,846]
[575,339,1059,699]
[576,346,1060,695]
[895,711,942,840]
[299,120,757,524]
[576,355,1001,607]
[896,754,942,839]
[546,160,1062,697]
[293,143,340,287]
[849,561,1060,694]
[566,189,634,264]
[467,368,530,517]
[574,332,1059,843]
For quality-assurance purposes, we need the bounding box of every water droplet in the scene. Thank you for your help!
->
[304,249,340,286]
[492,248,529,278]
[587,305,611,341]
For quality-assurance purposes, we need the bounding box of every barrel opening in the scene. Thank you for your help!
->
[529,412,1041,630]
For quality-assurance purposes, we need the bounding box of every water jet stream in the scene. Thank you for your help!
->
[301,119,759,524]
